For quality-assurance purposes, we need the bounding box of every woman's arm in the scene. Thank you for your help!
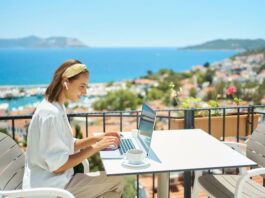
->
[74,132,120,151]
[53,135,119,174]
[74,136,101,151]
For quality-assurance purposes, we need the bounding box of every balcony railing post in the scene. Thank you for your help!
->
[250,105,255,133]
[236,107,240,142]
[168,110,171,130]
[184,109,194,129]
[222,108,226,141]
[12,119,15,139]
[120,112,123,132]
[103,113,106,132]
[85,115,88,138]
[208,109,212,135]
[136,111,139,129]
[136,174,139,198]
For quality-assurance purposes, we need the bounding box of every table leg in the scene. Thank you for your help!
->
[157,172,169,198]
[184,171,191,198]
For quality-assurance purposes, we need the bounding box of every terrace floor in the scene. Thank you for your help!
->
[139,175,263,198]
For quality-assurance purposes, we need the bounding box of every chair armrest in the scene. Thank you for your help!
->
[235,167,265,198]
[82,159,90,173]
[0,187,74,198]
[223,142,248,174]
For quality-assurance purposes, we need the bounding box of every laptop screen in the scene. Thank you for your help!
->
[138,103,156,149]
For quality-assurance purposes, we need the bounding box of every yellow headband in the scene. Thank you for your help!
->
[62,64,87,78]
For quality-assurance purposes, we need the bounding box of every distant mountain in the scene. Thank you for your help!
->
[181,39,265,51]
[0,36,88,48]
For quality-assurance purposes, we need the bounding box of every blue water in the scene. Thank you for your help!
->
[0,48,238,85]
[0,48,238,110]
[0,95,44,110]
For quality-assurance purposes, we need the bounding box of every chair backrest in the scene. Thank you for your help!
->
[246,122,265,167]
[0,132,25,191]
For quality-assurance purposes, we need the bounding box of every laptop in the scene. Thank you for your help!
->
[100,103,156,159]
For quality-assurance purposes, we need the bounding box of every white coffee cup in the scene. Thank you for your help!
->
[126,149,145,165]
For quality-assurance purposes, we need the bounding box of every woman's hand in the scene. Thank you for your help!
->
[104,132,120,141]
[93,135,120,150]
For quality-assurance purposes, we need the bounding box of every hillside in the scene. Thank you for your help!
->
[0,36,88,48]
[181,39,265,51]
[235,47,265,56]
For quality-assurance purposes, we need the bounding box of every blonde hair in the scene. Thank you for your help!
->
[45,59,89,102]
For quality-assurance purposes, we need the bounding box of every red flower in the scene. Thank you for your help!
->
[226,85,237,95]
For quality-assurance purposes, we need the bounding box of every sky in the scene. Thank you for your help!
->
[0,0,265,47]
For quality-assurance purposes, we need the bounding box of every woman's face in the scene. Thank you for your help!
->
[65,73,89,102]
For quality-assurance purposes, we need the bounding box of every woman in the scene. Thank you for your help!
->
[23,59,123,198]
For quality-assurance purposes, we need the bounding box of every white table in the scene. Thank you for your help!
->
[101,129,257,198]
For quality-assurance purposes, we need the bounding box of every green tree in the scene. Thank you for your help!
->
[203,62,210,68]
[158,68,175,76]
[258,64,265,73]
[180,72,193,79]
[147,70,153,76]
[189,87,197,97]
[126,81,132,89]
[141,69,157,80]
[162,90,172,106]
[215,81,227,98]
[204,90,218,101]
[240,80,259,101]
[204,69,215,85]
[252,80,265,104]
[106,81,114,87]
[146,88,163,101]
[243,80,259,89]
[196,72,205,85]
[196,69,215,85]
[158,75,181,92]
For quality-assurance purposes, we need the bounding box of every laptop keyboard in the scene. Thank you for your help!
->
[119,139,136,155]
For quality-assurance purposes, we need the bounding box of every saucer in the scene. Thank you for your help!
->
[121,159,150,169]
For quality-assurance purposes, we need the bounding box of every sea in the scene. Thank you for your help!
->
[0,48,238,110]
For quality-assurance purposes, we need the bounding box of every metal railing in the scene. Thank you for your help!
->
[0,105,265,198]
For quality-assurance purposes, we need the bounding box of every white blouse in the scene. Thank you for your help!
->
[23,99,74,189]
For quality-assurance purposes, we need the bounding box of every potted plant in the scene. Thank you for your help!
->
[169,87,260,139]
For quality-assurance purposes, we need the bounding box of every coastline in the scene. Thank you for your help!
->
[0,82,109,89]
[0,84,48,88]
[0,81,116,111]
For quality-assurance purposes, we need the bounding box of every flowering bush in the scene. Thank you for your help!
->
[173,97,202,117]
[226,85,237,95]
[169,82,246,118]
[207,100,220,108]
[226,85,243,105]
[181,97,202,109]
[169,81,220,116]
[179,97,222,117]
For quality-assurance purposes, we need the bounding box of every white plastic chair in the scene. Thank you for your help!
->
[0,132,89,198]
[192,122,265,198]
